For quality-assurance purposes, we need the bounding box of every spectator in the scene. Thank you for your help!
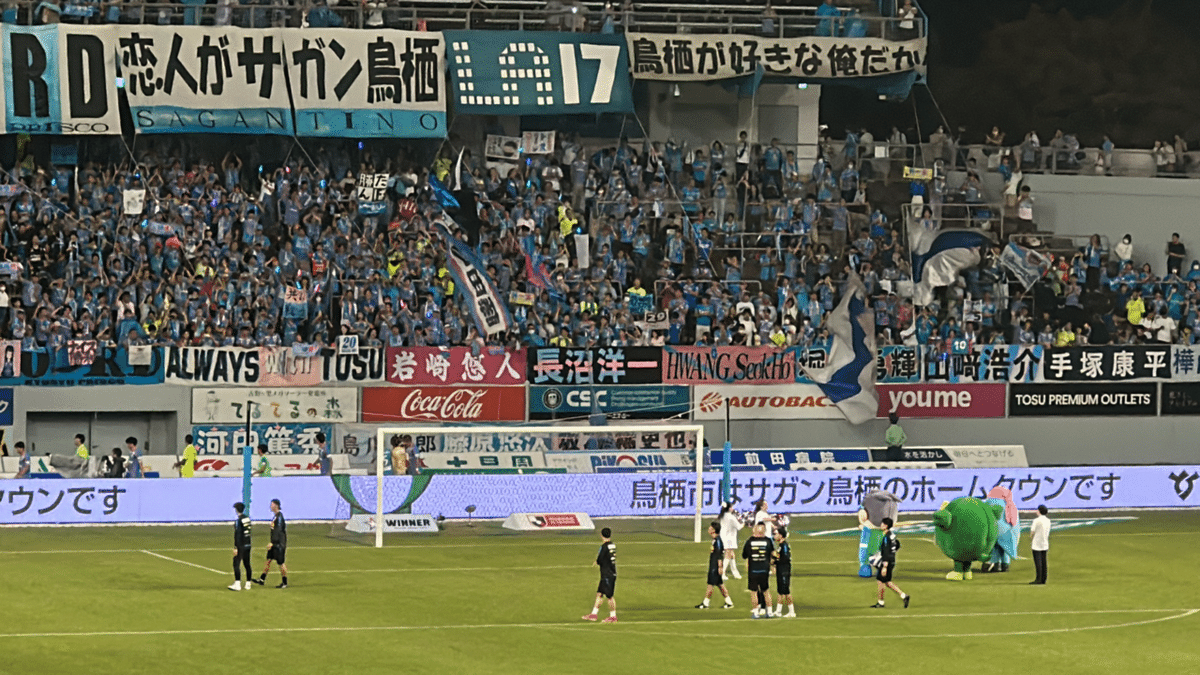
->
[1167,233,1186,276]
[103,448,126,479]
[815,0,841,37]
[14,442,30,479]
[126,436,144,478]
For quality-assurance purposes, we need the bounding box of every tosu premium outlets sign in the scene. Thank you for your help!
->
[876,384,1006,418]
[361,386,526,423]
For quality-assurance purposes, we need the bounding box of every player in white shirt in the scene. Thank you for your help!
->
[753,500,775,540]
[1029,505,1051,585]
[718,502,744,580]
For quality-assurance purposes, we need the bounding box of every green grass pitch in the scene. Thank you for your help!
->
[2,510,1198,675]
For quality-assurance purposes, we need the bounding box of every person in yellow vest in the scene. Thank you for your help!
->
[550,327,571,347]
[627,279,648,297]
[174,434,198,477]
[558,204,579,238]
[1125,290,1145,327]
[438,268,455,298]
[73,433,89,461]
[580,291,598,316]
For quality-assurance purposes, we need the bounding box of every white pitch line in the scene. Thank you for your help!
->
[291,559,953,574]
[141,550,225,575]
[544,609,1200,640]
[0,608,1192,640]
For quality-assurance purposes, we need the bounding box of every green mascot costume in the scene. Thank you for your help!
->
[932,497,1005,581]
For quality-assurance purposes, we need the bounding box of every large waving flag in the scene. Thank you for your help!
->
[801,273,878,425]
[435,223,513,337]
[521,236,560,298]
[910,228,993,306]
[998,242,1051,289]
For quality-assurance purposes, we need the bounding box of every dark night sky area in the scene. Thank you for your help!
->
[819,0,1200,147]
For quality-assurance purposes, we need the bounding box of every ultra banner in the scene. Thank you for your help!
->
[116,26,444,137]
[1,25,122,135]
[625,33,926,81]
[3,466,1197,524]
[166,346,384,385]
[444,30,633,115]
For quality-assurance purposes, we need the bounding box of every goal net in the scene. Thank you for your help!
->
[354,424,707,547]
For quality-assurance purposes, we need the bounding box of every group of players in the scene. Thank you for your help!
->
[227,499,290,591]
[583,499,911,621]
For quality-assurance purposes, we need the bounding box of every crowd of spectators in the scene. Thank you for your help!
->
[1,125,1198,362]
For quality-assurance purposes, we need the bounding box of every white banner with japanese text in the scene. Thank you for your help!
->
[625,33,926,81]
[191,387,358,425]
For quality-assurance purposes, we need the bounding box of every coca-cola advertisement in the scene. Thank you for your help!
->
[361,386,527,423]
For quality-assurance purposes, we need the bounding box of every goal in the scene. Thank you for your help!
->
[367,424,707,546]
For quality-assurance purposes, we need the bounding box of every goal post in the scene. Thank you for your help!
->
[372,423,708,546]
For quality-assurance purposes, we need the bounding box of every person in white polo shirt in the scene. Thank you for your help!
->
[1030,505,1050,585]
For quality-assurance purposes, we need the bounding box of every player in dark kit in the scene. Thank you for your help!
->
[742,522,775,618]
[695,521,734,609]
[772,527,795,617]
[228,502,253,591]
[253,499,288,588]
[869,517,910,609]
[582,527,618,623]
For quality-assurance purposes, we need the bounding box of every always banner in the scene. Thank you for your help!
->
[166,346,384,385]
[116,26,444,137]
[2,25,121,134]
[444,31,633,115]
[287,28,444,138]
[626,33,925,81]
[191,387,358,425]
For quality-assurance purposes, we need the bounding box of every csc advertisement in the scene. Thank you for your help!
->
[3,466,1197,523]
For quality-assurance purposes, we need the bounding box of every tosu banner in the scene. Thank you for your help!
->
[165,346,384,385]
[1009,383,1158,416]
[361,385,526,423]
[386,347,525,386]
[875,383,1006,418]
[444,30,633,115]
[1,25,121,134]
[4,465,1198,524]
[625,33,926,81]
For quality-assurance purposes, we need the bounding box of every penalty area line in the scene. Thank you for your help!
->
[141,550,225,575]
[0,608,1194,640]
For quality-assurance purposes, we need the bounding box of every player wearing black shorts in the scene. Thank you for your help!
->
[228,502,253,591]
[772,527,795,617]
[742,523,775,619]
[695,521,734,609]
[582,528,618,623]
[869,517,910,609]
[253,499,288,589]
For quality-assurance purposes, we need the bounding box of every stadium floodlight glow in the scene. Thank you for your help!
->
[373,424,707,547]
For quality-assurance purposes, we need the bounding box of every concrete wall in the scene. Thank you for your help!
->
[1017,174,1200,277]
[705,416,1200,467]
[644,82,821,163]
[14,385,189,456]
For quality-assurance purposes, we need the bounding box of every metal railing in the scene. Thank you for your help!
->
[947,143,1200,180]
[903,200,1005,233]
[15,0,924,37]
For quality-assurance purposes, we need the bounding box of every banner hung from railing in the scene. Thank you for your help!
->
[444,31,633,115]
[625,33,926,81]
[114,26,444,137]
[1,25,121,135]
